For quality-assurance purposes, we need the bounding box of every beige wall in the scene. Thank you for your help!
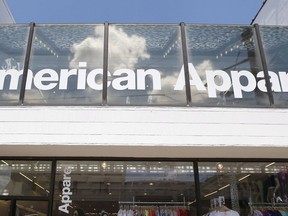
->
[0,0,15,24]
[253,0,288,25]
[0,106,287,158]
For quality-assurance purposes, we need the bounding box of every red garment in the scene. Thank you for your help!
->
[180,209,188,216]
[149,209,156,216]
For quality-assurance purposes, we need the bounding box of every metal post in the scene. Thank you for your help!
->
[180,22,192,106]
[193,161,202,216]
[254,24,274,105]
[102,22,109,105]
[19,22,35,105]
[47,160,57,216]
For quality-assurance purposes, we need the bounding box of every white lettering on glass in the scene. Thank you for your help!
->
[58,166,73,214]
[0,61,288,99]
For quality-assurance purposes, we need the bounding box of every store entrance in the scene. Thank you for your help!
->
[53,160,196,216]
[0,199,48,216]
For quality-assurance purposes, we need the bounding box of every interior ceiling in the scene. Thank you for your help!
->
[6,161,281,194]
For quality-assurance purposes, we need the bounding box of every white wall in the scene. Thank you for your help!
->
[0,0,15,24]
[0,106,288,159]
[253,0,288,25]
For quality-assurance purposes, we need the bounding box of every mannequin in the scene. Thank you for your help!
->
[264,174,280,203]
[207,197,239,216]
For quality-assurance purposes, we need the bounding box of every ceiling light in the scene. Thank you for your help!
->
[216,162,224,170]
[101,161,107,169]
[204,190,218,197]
[2,189,9,196]
[265,162,275,168]
[238,174,251,182]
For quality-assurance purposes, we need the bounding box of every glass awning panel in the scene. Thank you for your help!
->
[0,23,287,107]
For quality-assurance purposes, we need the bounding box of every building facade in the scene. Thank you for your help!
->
[1,4,288,216]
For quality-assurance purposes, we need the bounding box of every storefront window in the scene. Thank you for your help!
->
[0,160,51,196]
[259,26,288,107]
[16,200,48,216]
[24,24,104,105]
[107,25,186,106]
[0,200,10,215]
[186,25,270,107]
[0,25,30,105]
[2,159,288,216]
[53,161,195,215]
[198,162,288,216]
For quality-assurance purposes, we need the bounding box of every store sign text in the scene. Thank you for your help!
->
[58,167,73,214]
[1,62,288,98]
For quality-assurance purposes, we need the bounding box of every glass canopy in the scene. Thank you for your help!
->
[0,23,287,107]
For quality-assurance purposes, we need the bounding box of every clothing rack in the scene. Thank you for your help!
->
[249,202,288,207]
[119,196,187,207]
[249,202,288,212]
[248,203,288,216]
[117,202,190,216]
[118,201,186,206]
